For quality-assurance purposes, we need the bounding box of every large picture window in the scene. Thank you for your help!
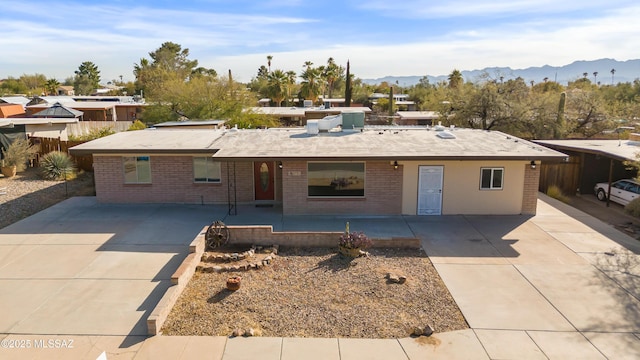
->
[193,157,221,183]
[308,162,365,197]
[480,167,503,190]
[123,156,151,184]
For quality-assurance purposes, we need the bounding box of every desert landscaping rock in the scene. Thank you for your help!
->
[412,326,424,337]
[423,324,434,336]
[0,168,94,229]
[161,247,468,338]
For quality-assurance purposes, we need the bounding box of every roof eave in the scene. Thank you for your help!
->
[210,155,568,162]
[69,148,219,156]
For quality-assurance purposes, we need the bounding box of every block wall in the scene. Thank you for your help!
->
[93,156,254,204]
[282,160,403,215]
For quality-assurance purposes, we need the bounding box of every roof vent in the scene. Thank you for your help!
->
[436,131,456,139]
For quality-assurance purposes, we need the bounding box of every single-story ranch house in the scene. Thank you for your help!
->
[70,126,566,216]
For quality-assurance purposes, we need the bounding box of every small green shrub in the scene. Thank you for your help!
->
[127,120,146,131]
[624,198,640,217]
[69,127,115,141]
[39,151,76,180]
[546,185,570,203]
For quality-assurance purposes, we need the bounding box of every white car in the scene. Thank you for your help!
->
[594,179,640,205]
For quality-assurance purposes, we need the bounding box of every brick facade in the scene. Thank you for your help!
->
[282,160,403,215]
[94,156,254,204]
[521,163,540,215]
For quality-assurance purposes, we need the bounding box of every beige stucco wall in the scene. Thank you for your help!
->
[400,160,526,215]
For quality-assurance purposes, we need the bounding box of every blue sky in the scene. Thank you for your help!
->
[1,0,638,84]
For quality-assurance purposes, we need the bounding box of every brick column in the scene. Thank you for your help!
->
[521,162,540,215]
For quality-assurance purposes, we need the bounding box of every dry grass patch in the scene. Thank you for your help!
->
[162,247,468,338]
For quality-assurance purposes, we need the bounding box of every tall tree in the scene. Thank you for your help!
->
[0,77,28,95]
[74,61,101,95]
[610,68,616,85]
[344,61,352,107]
[300,63,321,102]
[322,57,343,99]
[44,78,60,95]
[448,69,463,89]
[134,42,200,96]
[267,70,287,106]
[267,55,273,73]
[285,70,297,107]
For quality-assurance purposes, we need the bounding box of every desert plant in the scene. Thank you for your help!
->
[39,151,76,180]
[1,138,38,172]
[127,120,146,131]
[69,127,115,141]
[546,185,570,203]
[339,224,372,250]
[624,198,640,217]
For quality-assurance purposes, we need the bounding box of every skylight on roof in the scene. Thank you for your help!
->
[436,131,456,139]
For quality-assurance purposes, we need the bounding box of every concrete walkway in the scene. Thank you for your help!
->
[1,195,639,359]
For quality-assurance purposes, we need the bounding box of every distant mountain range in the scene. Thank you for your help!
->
[362,58,639,87]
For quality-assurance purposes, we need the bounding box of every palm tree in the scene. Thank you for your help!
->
[345,60,352,107]
[583,72,588,79]
[611,68,616,84]
[300,64,321,103]
[285,70,297,106]
[266,55,273,73]
[267,70,287,107]
[593,71,598,84]
[448,69,463,89]
[44,78,60,95]
[543,77,549,83]
[322,57,342,99]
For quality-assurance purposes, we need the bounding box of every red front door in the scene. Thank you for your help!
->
[254,161,275,201]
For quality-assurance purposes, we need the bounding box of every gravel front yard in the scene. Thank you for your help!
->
[0,168,95,229]
[162,247,469,338]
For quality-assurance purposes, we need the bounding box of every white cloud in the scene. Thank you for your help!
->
[1,1,638,84]
[358,0,636,18]
[213,4,640,81]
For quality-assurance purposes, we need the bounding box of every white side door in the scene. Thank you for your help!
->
[417,166,443,215]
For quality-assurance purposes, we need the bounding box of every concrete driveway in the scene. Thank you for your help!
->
[0,198,226,348]
[1,194,640,359]
[412,194,640,359]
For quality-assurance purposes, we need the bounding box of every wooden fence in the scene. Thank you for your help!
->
[35,138,93,171]
[539,157,580,195]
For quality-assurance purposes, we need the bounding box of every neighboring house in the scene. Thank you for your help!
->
[535,137,639,196]
[318,98,346,107]
[250,107,371,126]
[0,96,31,108]
[92,84,123,95]
[57,86,75,96]
[25,96,76,107]
[31,102,83,119]
[28,101,112,121]
[0,103,26,118]
[26,96,145,121]
[27,101,143,121]
[70,125,566,216]
[369,93,416,110]
[0,117,77,141]
[396,111,440,126]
